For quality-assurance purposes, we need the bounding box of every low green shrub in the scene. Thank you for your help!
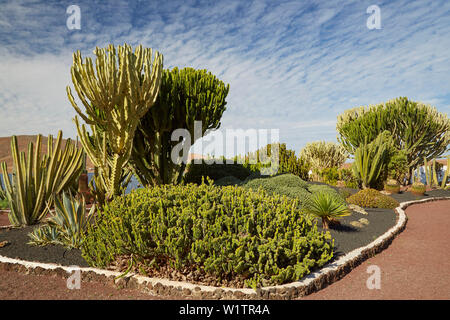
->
[214,176,243,186]
[315,167,340,185]
[183,162,252,185]
[243,174,346,209]
[243,174,310,205]
[81,182,334,288]
[338,168,359,189]
[338,187,356,200]
[0,198,8,210]
[346,189,399,209]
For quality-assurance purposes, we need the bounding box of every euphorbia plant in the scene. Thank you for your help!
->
[67,43,163,201]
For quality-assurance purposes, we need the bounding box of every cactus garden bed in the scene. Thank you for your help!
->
[2,184,447,290]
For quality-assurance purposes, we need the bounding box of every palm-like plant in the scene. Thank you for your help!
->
[306,192,351,229]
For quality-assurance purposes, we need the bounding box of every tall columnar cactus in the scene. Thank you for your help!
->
[337,97,450,181]
[67,43,163,199]
[0,132,83,226]
[424,156,450,188]
[130,67,229,186]
[441,156,450,188]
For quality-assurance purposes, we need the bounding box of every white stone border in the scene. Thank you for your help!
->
[0,197,449,299]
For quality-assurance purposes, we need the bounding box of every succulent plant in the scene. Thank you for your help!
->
[0,132,83,226]
[337,97,450,181]
[305,192,351,229]
[130,67,229,186]
[384,179,400,193]
[410,182,426,195]
[67,43,163,200]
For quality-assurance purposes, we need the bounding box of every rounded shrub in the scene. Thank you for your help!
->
[410,182,426,195]
[243,174,346,209]
[81,182,334,288]
[346,188,399,209]
[384,179,400,194]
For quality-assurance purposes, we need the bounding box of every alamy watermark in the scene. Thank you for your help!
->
[366,265,381,289]
[66,265,81,290]
[171,121,280,175]
[66,5,81,30]
[366,5,381,30]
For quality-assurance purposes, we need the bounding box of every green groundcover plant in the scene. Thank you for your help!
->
[81,181,334,288]
[242,173,346,209]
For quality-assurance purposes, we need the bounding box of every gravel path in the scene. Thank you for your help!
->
[0,268,166,300]
[300,200,450,300]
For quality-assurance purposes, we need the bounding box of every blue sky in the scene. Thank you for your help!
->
[0,0,449,157]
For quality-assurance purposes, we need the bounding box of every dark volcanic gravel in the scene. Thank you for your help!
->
[317,207,397,258]
[0,225,89,267]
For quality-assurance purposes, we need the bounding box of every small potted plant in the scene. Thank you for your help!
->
[410,181,426,196]
[384,179,400,194]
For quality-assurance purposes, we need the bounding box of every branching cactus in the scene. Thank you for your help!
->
[130,67,229,186]
[67,44,163,199]
[0,132,83,226]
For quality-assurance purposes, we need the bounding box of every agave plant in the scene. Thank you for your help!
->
[306,192,351,229]
[28,192,95,248]
[28,225,62,246]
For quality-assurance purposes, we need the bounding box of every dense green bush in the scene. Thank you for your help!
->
[0,198,8,210]
[81,182,334,288]
[387,151,408,183]
[338,187,357,200]
[338,168,359,189]
[243,174,346,209]
[316,167,340,185]
[213,176,243,186]
[241,143,310,180]
[299,141,348,180]
[346,189,399,209]
[183,162,252,184]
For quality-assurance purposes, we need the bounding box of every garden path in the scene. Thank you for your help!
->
[301,200,450,300]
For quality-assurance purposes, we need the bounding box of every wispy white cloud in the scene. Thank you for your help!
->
[0,0,449,156]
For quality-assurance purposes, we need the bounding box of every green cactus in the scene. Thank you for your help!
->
[67,43,163,200]
[423,157,443,188]
[441,156,449,188]
[130,67,229,186]
[0,132,83,226]
[352,132,391,189]
[337,97,450,181]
